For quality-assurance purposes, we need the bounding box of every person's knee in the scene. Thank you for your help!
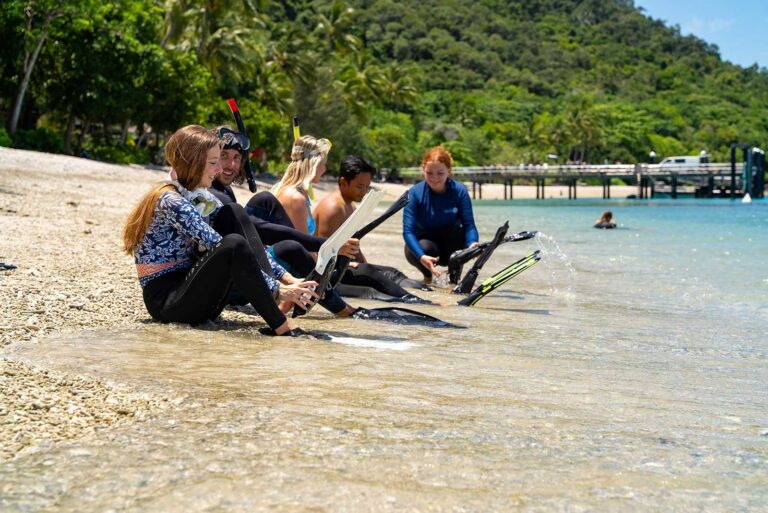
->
[419,239,439,257]
[276,239,304,256]
[274,240,312,276]
[221,233,248,252]
[217,203,236,219]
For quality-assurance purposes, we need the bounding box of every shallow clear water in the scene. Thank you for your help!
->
[3,199,767,512]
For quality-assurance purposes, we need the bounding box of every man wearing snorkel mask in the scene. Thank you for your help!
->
[211,126,358,317]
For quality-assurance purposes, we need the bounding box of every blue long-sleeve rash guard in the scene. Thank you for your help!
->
[402,179,479,258]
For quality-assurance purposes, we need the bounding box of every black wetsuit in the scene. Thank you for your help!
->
[215,183,427,303]
[336,264,430,302]
[403,224,467,280]
[211,182,324,250]
[210,182,347,313]
[141,201,286,330]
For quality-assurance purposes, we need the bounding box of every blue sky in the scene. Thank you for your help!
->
[636,0,767,68]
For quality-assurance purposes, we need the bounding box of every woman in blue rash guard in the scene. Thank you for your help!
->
[122,125,318,337]
[402,146,479,283]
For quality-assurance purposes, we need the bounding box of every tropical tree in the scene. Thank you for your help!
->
[313,0,362,56]
[159,0,266,83]
[6,0,99,134]
[562,95,603,163]
[378,63,418,111]
[334,50,385,121]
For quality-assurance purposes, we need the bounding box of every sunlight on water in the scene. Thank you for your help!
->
[2,199,767,512]
[326,335,419,351]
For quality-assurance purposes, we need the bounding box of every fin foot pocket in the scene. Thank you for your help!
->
[258,327,331,340]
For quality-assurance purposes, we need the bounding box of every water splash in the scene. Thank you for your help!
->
[535,232,576,301]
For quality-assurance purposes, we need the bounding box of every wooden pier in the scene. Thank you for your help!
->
[393,162,765,200]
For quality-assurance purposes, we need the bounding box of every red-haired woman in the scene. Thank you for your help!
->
[402,146,479,283]
[122,125,318,336]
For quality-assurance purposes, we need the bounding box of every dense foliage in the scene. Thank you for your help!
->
[1,0,766,169]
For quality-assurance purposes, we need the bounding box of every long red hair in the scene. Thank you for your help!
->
[122,125,220,254]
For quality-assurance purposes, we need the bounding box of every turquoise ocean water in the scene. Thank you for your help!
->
[2,198,766,511]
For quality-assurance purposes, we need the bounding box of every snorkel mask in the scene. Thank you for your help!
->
[225,98,258,192]
[218,127,250,153]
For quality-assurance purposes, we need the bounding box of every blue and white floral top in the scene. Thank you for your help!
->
[134,191,284,295]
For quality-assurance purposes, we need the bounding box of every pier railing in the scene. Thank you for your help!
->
[388,163,746,199]
[394,163,734,179]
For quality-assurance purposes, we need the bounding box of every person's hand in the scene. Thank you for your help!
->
[280,272,299,285]
[468,242,479,249]
[419,254,440,277]
[339,238,360,259]
[278,280,319,311]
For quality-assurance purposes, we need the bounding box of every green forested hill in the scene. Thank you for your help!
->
[347,0,768,165]
[1,0,766,168]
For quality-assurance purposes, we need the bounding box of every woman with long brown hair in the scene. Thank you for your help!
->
[122,125,318,336]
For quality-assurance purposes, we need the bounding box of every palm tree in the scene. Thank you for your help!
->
[378,63,418,111]
[251,63,295,114]
[563,95,603,163]
[160,0,266,78]
[517,116,550,163]
[264,23,317,86]
[314,0,361,56]
[334,51,385,122]
[159,0,191,48]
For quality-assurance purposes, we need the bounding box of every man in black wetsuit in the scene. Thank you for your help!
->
[210,128,357,316]
[211,134,324,250]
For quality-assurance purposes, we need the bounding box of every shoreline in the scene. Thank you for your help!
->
[0,146,662,460]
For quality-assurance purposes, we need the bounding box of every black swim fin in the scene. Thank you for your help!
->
[453,221,509,294]
[258,327,332,340]
[350,307,464,328]
[448,229,538,284]
[335,283,433,304]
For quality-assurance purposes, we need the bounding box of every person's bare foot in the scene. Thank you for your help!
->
[274,321,292,335]
[334,305,357,318]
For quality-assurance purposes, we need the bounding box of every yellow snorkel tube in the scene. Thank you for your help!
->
[293,115,301,141]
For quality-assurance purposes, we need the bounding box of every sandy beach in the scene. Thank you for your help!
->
[0,146,633,460]
[2,147,766,513]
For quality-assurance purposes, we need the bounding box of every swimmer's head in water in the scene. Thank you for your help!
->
[339,155,376,202]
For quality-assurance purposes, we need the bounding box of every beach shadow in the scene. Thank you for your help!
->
[138,314,268,332]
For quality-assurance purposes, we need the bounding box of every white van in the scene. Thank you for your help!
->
[658,155,701,169]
